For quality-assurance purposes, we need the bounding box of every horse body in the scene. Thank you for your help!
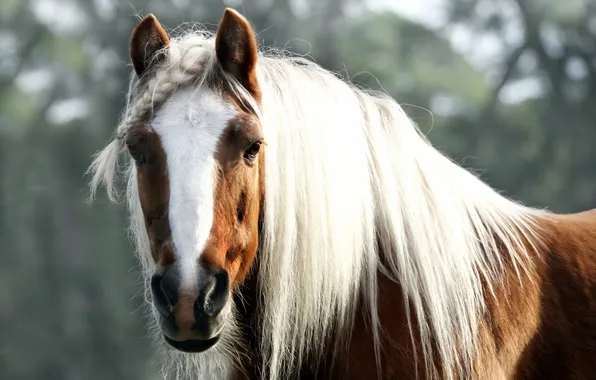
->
[511,210,596,379]
[228,209,596,380]
[88,9,596,380]
[232,210,596,380]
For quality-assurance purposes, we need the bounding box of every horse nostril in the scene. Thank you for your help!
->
[206,270,229,316]
[195,269,229,318]
[151,268,179,318]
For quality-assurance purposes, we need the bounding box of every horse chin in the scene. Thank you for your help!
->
[163,334,220,353]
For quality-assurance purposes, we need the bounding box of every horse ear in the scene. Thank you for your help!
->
[130,14,170,77]
[215,8,260,96]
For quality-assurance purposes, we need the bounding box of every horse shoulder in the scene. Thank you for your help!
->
[540,209,596,286]
[509,210,596,379]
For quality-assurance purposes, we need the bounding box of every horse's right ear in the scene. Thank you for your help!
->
[130,14,170,77]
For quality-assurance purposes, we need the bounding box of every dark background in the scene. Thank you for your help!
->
[1,0,594,378]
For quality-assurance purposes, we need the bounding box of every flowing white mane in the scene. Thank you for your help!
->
[88,28,543,380]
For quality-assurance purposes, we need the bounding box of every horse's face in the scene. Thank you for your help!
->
[127,9,262,352]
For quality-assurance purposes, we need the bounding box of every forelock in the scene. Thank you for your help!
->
[116,31,221,140]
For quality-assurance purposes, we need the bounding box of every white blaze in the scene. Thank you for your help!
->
[151,88,237,289]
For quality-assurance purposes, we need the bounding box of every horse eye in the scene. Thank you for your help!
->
[243,141,261,163]
[126,139,146,165]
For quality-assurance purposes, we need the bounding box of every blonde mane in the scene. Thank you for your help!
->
[88,28,543,380]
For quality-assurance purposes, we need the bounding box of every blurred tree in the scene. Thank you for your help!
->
[441,0,596,211]
[338,11,490,150]
[0,0,154,378]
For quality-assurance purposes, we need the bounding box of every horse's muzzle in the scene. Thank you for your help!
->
[151,265,230,351]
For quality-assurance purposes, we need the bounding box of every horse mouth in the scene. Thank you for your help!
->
[164,335,220,353]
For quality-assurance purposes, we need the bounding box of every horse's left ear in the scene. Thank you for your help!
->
[130,14,170,77]
[215,8,259,96]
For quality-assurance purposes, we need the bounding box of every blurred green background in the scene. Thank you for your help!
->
[1,0,594,378]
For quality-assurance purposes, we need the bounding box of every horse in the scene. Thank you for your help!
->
[88,8,596,380]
